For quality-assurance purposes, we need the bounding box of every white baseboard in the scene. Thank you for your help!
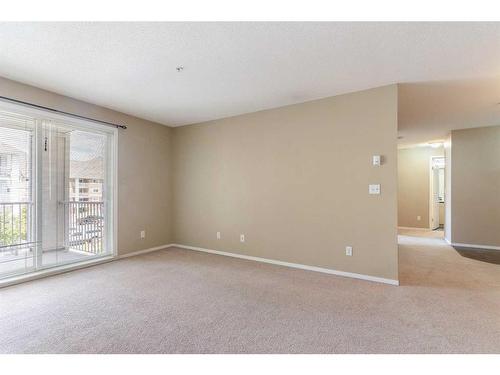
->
[170,243,399,286]
[415,234,499,251]
[118,244,174,259]
[398,226,431,231]
[449,242,500,251]
[1,243,400,288]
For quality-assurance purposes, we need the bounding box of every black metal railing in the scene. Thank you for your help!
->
[65,201,104,254]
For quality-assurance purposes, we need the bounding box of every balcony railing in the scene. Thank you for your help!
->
[0,202,32,251]
[65,201,104,254]
[0,201,104,255]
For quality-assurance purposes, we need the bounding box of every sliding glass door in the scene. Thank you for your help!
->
[0,113,35,277]
[0,104,116,280]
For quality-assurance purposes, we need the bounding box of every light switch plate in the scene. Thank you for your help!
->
[369,184,381,194]
[372,155,381,166]
[345,246,353,256]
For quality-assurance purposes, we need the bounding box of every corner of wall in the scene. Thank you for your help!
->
[444,133,452,243]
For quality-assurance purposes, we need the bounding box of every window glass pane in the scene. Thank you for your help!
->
[0,113,35,278]
[0,106,115,280]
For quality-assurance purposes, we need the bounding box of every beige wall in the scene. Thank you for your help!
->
[1,77,400,280]
[0,76,173,256]
[450,126,500,247]
[398,146,444,228]
[172,85,399,281]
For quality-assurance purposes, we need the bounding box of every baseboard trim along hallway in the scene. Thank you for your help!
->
[444,237,500,251]
[397,226,430,231]
[448,242,500,251]
[170,244,400,286]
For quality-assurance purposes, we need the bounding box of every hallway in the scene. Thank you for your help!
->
[398,228,444,239]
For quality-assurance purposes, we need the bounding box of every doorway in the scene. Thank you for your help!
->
[430,156,445,231]
[397,144,445,239]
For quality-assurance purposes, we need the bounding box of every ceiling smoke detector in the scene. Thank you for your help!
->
[176,66,184,72]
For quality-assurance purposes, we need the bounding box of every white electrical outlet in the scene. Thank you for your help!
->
[140,230,146,239]
[217,231,221,240]
[369,184,381,195]
[345,246,353,256]
[240,234,245,243]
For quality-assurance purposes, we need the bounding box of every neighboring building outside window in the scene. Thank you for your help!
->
[69,156,104,202]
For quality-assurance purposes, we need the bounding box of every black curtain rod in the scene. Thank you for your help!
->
[0,95,127,129]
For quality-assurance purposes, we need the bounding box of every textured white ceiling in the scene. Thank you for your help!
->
[0,22,500,127]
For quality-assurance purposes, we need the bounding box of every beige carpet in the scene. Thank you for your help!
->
[1,237,499,353]
[398,228,444,238]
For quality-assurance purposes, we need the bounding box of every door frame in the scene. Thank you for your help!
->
[429,156,444,230]
[0,99,118,280]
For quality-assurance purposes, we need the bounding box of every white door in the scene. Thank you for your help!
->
[430,165,440,230]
